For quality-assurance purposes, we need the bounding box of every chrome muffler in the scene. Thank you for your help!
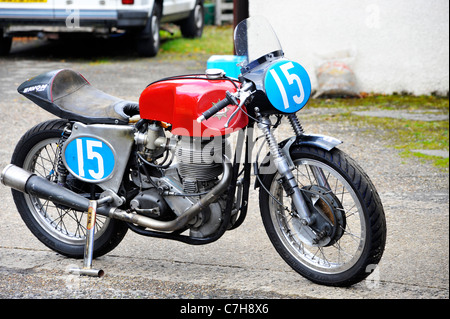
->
[1,164,91,212]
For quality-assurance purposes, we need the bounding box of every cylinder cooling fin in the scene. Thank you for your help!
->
[175,136,231,193]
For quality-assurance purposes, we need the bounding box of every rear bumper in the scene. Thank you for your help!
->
[0,8,148,31]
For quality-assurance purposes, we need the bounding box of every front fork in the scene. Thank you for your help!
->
[256,113,313,225]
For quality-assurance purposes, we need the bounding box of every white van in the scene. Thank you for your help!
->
[0,0,204,56]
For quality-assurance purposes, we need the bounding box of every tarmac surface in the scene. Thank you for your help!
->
[0,38,448,300]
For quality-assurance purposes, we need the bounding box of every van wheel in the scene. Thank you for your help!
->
[0,29,12,55]
[180,1,204,38]
[136,2,161,57]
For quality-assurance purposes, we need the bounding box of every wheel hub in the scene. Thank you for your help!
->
[300,185,346,247]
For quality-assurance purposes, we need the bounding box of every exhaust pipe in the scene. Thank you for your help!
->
[1,164,91,212]
[107,155,232,231]
[1,157,232,232]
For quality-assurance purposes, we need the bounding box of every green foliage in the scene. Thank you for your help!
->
[308,94,449,111]
[160,25,234,57]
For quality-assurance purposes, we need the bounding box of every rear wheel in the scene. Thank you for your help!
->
[10,120,128,258]
[259,145,386,286]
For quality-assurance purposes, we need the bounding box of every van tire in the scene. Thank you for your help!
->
[136,2,162,57]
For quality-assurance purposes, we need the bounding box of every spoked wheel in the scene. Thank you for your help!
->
[259,145,386,286]
[10,120,127,258]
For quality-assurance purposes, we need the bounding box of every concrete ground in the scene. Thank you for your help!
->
[0,37,448,300]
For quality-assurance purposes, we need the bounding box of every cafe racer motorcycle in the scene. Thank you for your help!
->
[1,17,386,287]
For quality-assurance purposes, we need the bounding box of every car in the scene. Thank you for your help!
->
[0,0,204,56]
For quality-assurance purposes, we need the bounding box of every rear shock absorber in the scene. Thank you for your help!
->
[56,124,72,186]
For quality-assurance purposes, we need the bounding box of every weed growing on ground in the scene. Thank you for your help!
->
[309,95,449,170]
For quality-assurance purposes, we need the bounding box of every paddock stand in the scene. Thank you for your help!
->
[69,200,104,277]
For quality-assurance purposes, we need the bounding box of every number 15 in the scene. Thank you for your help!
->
[269,61,305,109]
[76,139,105,180]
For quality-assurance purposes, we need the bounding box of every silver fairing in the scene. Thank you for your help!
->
[62,122,135,193]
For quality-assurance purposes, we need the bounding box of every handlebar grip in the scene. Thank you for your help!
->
[197,92,237,123]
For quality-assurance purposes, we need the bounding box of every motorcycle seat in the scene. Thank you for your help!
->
[18,69,139,125]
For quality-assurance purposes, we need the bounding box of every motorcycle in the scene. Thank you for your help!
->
[1,16,386,287]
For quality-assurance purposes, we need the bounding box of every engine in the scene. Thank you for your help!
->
[132,123,232,238]
[176,136,231,194]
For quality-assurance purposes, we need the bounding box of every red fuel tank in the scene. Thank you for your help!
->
[139,77,248,137]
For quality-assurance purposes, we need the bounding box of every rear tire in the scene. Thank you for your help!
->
[259,145,386,286]
[10,120,128,259]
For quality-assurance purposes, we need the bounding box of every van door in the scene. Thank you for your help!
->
[162,0,193,20]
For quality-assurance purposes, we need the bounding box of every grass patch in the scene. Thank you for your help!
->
[88,58,111,65]
[159,24,234,59]
[308,94,449,111]
[309,95,449,170]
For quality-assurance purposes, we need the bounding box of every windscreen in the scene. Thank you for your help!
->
[234,16,283,68]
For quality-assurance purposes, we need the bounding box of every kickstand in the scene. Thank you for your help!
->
[69,200,104,277]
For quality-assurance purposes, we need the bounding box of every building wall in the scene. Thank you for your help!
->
[249,0,449,95]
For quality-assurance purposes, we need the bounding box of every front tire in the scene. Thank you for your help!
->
[10,120,128,259]
[259,145,386,286]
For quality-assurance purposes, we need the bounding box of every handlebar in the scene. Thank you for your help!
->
[196,91,238,123]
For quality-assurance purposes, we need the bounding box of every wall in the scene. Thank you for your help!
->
[249,0,449,95]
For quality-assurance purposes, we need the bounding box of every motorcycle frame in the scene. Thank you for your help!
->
[127,124,253,245]
[130,110,342,245]
[66,112,342,245]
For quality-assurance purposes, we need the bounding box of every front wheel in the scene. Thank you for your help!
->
[259,145,386,286]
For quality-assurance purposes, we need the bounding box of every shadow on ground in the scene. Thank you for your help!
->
[8,34,145,61]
